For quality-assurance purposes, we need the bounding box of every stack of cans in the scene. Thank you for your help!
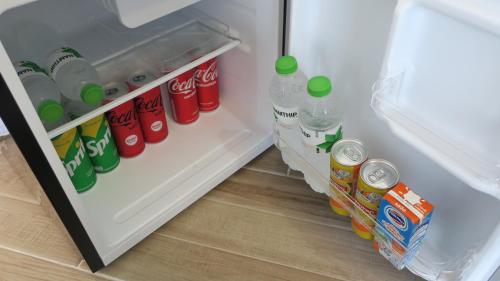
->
[52,54,221,194]
[52,114,120,193]
[329,139,400,241]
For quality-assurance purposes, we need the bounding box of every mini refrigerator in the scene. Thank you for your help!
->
[0,0,499,280]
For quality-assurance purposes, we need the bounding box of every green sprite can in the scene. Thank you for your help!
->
[52,128,96,193]
[79,114,120,173]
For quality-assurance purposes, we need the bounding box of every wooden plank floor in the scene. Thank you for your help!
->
[0,137,420,281]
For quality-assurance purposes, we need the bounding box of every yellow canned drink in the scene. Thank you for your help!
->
[52,128,97,193]
[355,159,399,210]
[330,139,367,216]
[351,205,378,240]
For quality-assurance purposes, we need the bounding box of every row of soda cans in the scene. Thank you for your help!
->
[328,139,433,269]
[51,57,220,193]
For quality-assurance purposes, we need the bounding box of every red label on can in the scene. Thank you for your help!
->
[166,68,199,124]
[105,100,145,158]
[133,86,168,143]
[194,58,219,112]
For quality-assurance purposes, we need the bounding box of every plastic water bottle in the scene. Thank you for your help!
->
[298,76,342,193]
[14,61,64,131]
[62,98,98,120]
[13,21,104,106]
[269,56,306,170]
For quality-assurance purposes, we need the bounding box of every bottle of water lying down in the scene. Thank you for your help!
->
[13,21,104,106]
[299,76,342,193]
[269,55,307,170]
[14,60,64,131]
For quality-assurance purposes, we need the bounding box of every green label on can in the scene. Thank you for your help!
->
[51,128,96,193]
[79,115,120,173]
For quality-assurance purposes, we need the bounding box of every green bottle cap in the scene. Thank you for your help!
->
[307,76,332,97]
[275,55,298,75]
[38,100,64,123]
[81,83,104,106]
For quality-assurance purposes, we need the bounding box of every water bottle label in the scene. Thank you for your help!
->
[300,124,342,154]
[273,104,298,128]
[14,61,47,80]
[47,47,85,80]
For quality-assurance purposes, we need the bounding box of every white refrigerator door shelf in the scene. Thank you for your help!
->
[371,0,500,200]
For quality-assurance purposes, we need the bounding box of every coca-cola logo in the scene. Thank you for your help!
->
[195,61,218,84]
[107,109,137,127]
[167,76,196,95]
[135,95,163,113]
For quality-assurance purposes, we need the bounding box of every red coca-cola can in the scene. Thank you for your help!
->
[194,58,219,112]
[164,65,199,124]
[127,71,168,143]
[103,82,145,158]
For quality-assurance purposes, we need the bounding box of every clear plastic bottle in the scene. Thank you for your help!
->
[298,76,342,193]
[14,61,64,131]
[62,98,98,120]
[13,21,104,106]
[269,56,307,170]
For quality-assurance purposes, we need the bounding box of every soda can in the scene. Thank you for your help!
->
[194,58,219,112]
[127,71,168,143]
[351,203,378,240]
[51,128,96,193]
[164,62,199,124]
[355,159,399,210]
[329,139,367,216]
[352,159,399,240]
[79,114,120,173]
[103,82,145,158]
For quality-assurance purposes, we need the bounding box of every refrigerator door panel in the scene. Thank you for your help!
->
[371,0,500,200]
[0,0,280,270]
[287,0,500,280]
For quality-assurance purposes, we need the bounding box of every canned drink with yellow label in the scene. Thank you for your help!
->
[351,202,378,240]
[355,159,399,210]
[352,159,399,240]
[51,128,96,193]
[79,114,120,173]
[329,139,367,216]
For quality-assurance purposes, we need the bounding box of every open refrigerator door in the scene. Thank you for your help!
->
[285,0,500,280]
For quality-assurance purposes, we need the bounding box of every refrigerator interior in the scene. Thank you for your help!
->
[0,0,279,265]
[1,0,499,279]
[288,0,500,280]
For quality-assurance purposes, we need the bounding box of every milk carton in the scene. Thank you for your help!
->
[375,182,434,269]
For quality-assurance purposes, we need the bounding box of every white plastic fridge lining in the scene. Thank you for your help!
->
[370,0,500,200]
[101,0,202,28]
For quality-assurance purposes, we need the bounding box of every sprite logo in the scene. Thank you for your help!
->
[65,141,86,177]
[85,125,112,157]
[52,128,96,192]
[80,115,119,173]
